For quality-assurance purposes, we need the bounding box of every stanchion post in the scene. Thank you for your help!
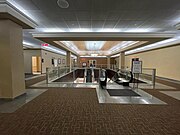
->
[152,69,156,89]
[46,68,49,84]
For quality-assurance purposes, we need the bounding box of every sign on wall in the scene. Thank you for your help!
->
[41,43,49,47]
[132,61,142,73]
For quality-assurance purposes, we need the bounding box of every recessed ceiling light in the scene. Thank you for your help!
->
[57,0,69,8]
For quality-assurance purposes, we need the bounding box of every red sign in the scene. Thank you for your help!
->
[41,43,49,46]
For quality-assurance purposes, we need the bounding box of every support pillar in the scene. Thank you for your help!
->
[0,20,25,99]
[77,56,80,67]
[107,57,110,69]
[118,52,125,69]
[66,51,72,71]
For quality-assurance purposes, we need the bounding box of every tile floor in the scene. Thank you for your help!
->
[0,89,47,113]
[160,91,180,100]
[96,83,166,104]
[32,80,167,105]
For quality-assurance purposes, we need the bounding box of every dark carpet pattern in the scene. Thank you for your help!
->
[107,89,140,96]
[0,87,180,135]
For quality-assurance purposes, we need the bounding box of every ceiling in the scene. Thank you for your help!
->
[56,41,147,56]
[8,0,180,32]
[6,0,180,56]
[72,41,124,51]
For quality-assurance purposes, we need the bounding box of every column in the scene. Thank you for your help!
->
[77,56,80,67]
[66,51,72,71]
[107,56,110,69]
[118,52,125,69]
[0,20,25,99]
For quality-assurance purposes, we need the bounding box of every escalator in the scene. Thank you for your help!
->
[85,68,94,83]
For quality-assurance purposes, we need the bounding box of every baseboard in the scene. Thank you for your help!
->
[0,92,26,100]
[156,76,180,84]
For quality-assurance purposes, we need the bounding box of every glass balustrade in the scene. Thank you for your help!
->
[46,64,156,89]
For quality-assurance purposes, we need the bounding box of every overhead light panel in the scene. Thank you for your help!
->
[91,54,98,57]
[57,0,69,8]
[80,56,107,58]
[111,54,120,58]
[85,41,105,51]
[125,36,180,55]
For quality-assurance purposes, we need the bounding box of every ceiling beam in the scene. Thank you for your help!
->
[0,1,37,29]
[33,32,175,41]
[33,32,176,56]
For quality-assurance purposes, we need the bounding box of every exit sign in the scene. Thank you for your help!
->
[41,43,49,46]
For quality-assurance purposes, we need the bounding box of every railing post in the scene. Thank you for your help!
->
[99,68,101,83]
[58,67,60,77]
[46,68,49,84]
[73,67,75,83]
[152,69,156,89]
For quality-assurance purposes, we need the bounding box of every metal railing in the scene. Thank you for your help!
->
[46,65,156,89]
[141,68,156,89]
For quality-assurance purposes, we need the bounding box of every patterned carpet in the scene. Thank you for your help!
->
[0,87,180,135]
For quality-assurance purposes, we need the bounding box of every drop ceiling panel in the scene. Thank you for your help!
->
[116,21,135,28]
[93,0,120,11]
[63,12,77,21]
[92,12,108,20]
[103,21,117,28]
[106,12,121,21]
[76,12,91,21]
[10,0,180,32]
[92,21,104,28]
[31,0,60,11]
[54,22,69,28]
[71,0,92,11]
[79,21,91,28]
[66,21,79,28]
[16,0,40,10]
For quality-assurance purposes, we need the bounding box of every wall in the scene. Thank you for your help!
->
[79,57,107,67]
[23,49,41,73]
[110,58,115,65]
[125,45,180,81]
[41,50,66,73]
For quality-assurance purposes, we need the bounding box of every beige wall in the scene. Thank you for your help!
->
[41,50,66,73]
[0,20,25,99]
[79,57,107,67]
[23,50,41,73]
[125,45,180,81]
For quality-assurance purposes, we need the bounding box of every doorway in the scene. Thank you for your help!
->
[32,56,42,74]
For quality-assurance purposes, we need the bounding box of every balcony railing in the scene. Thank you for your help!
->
[46,64,156,89]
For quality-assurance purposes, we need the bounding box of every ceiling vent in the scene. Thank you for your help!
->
[57,0,69,8]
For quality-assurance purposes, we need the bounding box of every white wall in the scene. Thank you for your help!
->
[23,50,41,73]
[41,50,66,73]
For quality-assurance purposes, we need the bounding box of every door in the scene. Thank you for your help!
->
[32,56,42,74]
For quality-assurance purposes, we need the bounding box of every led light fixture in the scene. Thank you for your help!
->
[57,0,69,8]
[85,41,105,51]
